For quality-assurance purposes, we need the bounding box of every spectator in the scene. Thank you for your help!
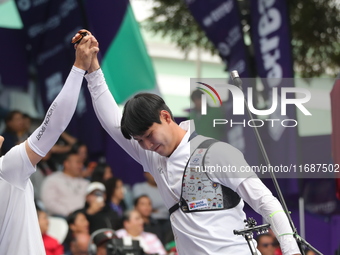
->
[37,206,64,255]
[133,173,169,222]
[92,164,133,210]
[1,110,24,155]
[256,233,276,255]
[41,151,89,217]
[105,177,126,218]
[72,141,97,179]
[134,195,163,243]
[20,113,33,142]
[116,210,166,255]
[49,131,78,171]
[82,182,121,233]
[91,163,113,183]
[69,233,91,255]
[132,172,171,244]
[64,210,91,254]
[68,211,90,237]
[268,228,282,255]
[305,249,316,255]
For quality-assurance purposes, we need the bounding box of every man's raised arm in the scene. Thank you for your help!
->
[26,33,99,166]
[83,30,147,164]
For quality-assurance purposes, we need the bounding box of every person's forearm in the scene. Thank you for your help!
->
[237,178,301,255]
[85,69,144,163]
[60,132,77,145]
[28,66,84,157]
[49,144,72,154]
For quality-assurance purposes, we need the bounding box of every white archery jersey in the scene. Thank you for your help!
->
[0,143,45,255]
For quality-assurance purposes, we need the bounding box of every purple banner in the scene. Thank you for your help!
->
[14,0,84,107]
[185,0,258,166]
[0,28,29,89]
[14,0,105,157]
[185,0,249,77]
[84,0,129,56]
[250,1,298,181]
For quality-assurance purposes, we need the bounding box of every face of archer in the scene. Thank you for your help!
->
[133,110,177,157]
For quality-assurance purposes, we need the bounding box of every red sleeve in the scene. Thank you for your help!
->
[53,243,64,255]
[42,234,64,255]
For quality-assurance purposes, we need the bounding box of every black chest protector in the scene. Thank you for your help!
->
[169,137,241,215]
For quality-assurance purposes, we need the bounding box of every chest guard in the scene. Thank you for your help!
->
[169,138,241,214]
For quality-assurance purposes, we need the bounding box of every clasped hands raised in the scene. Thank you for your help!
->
[73,29,100,73]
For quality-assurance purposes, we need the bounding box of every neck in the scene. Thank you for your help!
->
[142,216,149,224]
[63,171,76,178]
[168,124,186,157]
[176,125,187,145]
[112,197,120,205]
[127,230,141,238]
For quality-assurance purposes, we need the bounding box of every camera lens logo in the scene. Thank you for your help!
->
[196,82,222,115]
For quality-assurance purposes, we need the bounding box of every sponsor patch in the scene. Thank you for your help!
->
[188,199,208,211]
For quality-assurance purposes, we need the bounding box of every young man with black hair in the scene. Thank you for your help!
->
[82,29,300,255]
[0,33,98,254]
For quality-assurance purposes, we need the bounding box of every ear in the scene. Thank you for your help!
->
[160,110,172,124]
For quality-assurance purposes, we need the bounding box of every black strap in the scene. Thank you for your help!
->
[188,131,198,141]
[169,203,180,215]
[169,136,217,215]
[168,131,198,215]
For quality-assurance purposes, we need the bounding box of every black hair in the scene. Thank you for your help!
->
[71,141,87,153]
[66,209,85,226]
[64,209,86,247]
[5,110,22,123]
[120,93,174,139]
[121,210,134,223]
[35,201,45,215]
[190,89,204,101]
[4,110,23,132]
[62,151,79,163]
[104,177,122,204]
[255,233,273,243]
[133,195,150,207]
[22,113,31,120]
[91,163,110,183]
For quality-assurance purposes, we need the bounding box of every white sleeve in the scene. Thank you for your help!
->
[0,143,35,189]
[205,142,257,191]
[236,177,301,255]
[28,66,85,157]
[85,69,149,165]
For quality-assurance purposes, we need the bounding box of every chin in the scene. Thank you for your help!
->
[156,150,167,157]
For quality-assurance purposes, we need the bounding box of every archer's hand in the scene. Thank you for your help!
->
[73,29,99,72]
